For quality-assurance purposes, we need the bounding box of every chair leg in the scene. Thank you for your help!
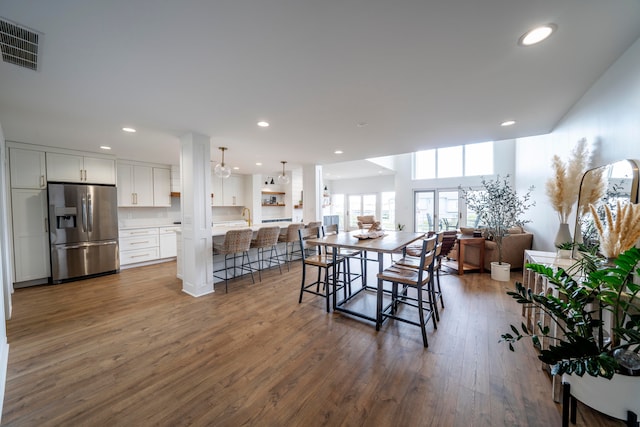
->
[243,251,255,284]
[417,285,429,348]
[299,263,307,303]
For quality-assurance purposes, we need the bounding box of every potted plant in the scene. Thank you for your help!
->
[501,246,640,421]
[556,241,574,259]
[460,175,534,281]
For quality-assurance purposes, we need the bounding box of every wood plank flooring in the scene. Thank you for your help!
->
[2,261,625,426]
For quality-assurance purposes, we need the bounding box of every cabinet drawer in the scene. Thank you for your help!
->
[119,235,159,251]
[120,247,160,265]
[120,228,159,238]
[159,226,180,234]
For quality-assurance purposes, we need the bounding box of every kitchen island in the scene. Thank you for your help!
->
[176,222,299,283]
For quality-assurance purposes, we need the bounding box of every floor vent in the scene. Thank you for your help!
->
[0,17,41,71]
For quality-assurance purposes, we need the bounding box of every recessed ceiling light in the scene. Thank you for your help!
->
[256,162,262,166]
[334,150,343,154]
[501,120,516,127]
[257,121,269,127]
[100,146,111,150]
[518,24,556,46]
[233,166,240,170]
[122,127,136,133]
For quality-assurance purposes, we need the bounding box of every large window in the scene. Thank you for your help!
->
[414,141,493,179]
[380,192,395,230]
[414,189,460,232]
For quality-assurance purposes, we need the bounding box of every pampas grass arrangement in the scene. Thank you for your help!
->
[589,201,640,258]
[545,138,591,223]
[578,166,606,217]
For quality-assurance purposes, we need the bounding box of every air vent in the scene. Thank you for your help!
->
[0,17,41,71]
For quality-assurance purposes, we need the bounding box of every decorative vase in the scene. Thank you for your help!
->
[554,223,572,247]
[490,261,510,281]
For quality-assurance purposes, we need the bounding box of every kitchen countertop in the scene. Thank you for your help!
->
[175,222,299,237]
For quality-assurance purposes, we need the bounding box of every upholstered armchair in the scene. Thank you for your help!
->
[356,215,377,230]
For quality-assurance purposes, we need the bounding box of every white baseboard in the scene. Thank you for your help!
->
[0,340,9,423]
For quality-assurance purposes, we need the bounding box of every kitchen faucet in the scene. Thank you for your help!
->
[242,207,252,226]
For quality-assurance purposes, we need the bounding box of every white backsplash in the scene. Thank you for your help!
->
[118,197,181,228]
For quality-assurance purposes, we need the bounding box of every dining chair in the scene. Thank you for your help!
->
[213,228,255,293]
[278,223,305,270]
[250,226,282,281]
[322,224,364,293]
[298,226,345,312]
[377,235,437,347]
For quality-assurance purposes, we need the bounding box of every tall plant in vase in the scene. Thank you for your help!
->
[460,175,534,280]
[545,138,593,247]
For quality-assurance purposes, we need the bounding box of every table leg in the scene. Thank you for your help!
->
[458,240,465,275]
[376,252,384,331]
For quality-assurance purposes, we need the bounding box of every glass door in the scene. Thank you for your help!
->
[347,194,376,230]
[414,189,461,232]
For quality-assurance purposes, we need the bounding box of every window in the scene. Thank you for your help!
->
[380,192,395,230]
[413,141,493,179]
[464,141,493,176]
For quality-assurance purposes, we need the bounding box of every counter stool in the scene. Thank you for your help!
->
[278,223,305,270]
[377,236,437,347]
[213,228,255,293]
[250,226,282,281]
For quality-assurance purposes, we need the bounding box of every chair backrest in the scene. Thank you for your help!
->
[415,236,437,284]
[283,223,305,241]
[222,228,253,252]
[440,230,457,257]
[298,227,320,257]
[306,221,322,229]
[434,231,444,257]
[253,226,280,248]
[322,223,338,236]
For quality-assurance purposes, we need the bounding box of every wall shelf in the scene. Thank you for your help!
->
[262,203,286,207]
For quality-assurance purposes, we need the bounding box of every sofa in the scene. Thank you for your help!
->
[451,227,533,270]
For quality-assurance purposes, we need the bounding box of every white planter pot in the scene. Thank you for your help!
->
[490,262,510,281]
[557,249,573,259]
[563,372,640,421]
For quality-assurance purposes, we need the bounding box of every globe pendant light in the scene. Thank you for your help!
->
[214,147,231,179]
[277,161,290,184]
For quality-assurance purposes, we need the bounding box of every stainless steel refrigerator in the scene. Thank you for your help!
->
[48,182,119,283]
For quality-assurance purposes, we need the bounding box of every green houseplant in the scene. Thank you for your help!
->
[501,246,640,379]
[460,175,534,280]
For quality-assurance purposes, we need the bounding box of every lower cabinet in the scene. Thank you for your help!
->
[159,226,180,258]
[119,228,160,266]
[119,226,180,267]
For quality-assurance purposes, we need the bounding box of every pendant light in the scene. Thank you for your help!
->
[277,161,290,184]
[214,147,231,179]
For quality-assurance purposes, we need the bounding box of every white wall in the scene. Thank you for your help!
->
[0,123,10,421]
[516,36,640,252]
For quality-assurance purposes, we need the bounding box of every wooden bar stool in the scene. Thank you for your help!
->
[298,226,345,312]
[377,236,437,347]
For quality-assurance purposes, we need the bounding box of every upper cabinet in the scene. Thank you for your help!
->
[46,152,116,184]
[9,147,46,189]
[153,167,171,207]
[117,161,171,207]
[211,174,246,206]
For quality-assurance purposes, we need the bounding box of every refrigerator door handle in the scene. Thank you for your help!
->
[87,193,93,232]
[81,195,87,232]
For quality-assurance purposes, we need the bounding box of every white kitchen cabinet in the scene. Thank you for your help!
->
[46,152,116,184]
[211,174,245,206]
[9,147,47,189]
[119,228,160,265]
[11,189,50,282]
[159,226,180,258]
[153,167,171,207]
[117,163,154,207]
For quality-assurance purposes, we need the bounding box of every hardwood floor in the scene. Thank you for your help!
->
[2,261,625,426]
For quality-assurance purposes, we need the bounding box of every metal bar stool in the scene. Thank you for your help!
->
[278,223,304,270]
[213,228,255,293]
[250,226,282,281]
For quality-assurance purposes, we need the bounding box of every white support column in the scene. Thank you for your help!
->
[302,164,323,222]
[180,133,214,297]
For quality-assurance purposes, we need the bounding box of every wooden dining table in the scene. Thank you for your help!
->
[306,230,425,328]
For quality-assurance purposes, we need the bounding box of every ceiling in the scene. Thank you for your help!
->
[1,1,639,179]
